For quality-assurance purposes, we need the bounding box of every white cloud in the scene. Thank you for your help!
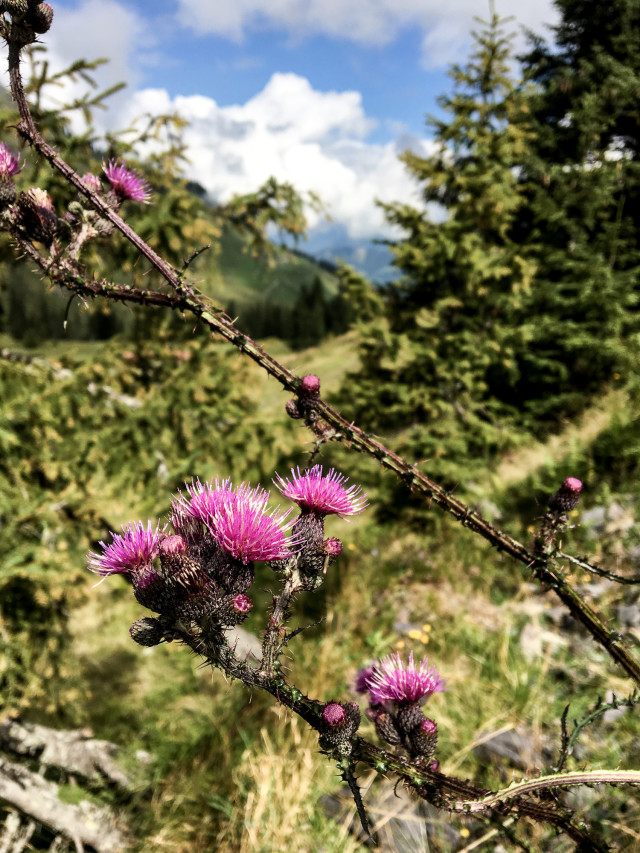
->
[177,0,559,68]
[32,0,152,133]
[117,74,433,240]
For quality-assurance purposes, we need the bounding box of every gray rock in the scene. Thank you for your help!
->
[605,501,635,535]
[616,603,640,628]
[474,728,553,772]
[626,544,640,567]
[581,506,607,533]
[323,781,471,851]
[223,626,262,663]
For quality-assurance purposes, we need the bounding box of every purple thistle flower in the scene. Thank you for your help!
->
[177,478,270,527]
[103,158,151,203]
[88,521,164,575]
[176,477,234,525]
[274,465,367,518]
[209,494,296,564]
[0,142,23,177]
[563,477,583,492]
[368,652,445,706]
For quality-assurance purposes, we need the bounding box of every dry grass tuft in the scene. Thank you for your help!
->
[216,715,362,853]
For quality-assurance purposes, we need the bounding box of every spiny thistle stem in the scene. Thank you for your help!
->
[188,625,616,850]
[259,572,302,679]
[339,759,371,840]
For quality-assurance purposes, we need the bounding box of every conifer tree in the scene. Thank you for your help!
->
[514,0,640,422]
[291,276,328,349]
[339,13,534,484]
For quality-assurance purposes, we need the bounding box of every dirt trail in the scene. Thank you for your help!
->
[485,388,628,489]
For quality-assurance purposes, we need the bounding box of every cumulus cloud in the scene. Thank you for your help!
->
[29,0,154,133]
[14,0,554,241]
[177,0,559,68]
[118,74,433,239]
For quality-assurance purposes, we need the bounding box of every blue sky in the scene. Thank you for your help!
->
[38,0,558,242]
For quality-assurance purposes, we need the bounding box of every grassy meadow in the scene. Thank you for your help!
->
[2,321,640,852]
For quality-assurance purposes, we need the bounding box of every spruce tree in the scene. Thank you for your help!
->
[514,0,640,423]
[338,13,534,485]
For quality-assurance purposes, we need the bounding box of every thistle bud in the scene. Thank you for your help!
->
[321,702,347,728]
[27,1,53,32]
[319,701,361,754]
[0,143,23,209]
[129,616,165,647]
[232,593,252,615]
[408,717,438,761]
[369,709,402,746]
[548,477,583,513]
[80,173,102,194]
[0,178,17,208]
[158,537,204,589]
[3,0,29,17]
[300,374,320,395]
[285,399,302,419]
[323,538,342,557]
[132,566,173,613]
[396,701,426,735]
[16,188,59,245]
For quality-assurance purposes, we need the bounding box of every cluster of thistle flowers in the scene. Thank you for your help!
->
[88,465,367,647]
[0,140,150,246]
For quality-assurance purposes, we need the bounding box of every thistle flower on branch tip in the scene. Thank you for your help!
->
[209,493,296,564]
[103,159,151,204]
[88,521,165,575]
[174,478,293,563]
[548,476,583,513]
[367,652,445,706]
[274,465,367,518]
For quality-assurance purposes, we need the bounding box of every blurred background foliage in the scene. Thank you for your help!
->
[2,1,640,850]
